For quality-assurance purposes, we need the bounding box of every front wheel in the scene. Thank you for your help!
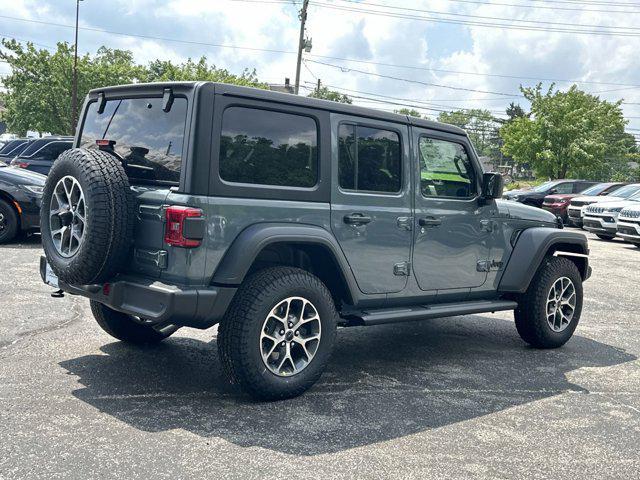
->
[596,234,615,240]
[514,256,583,349]
[90,300,178,345]
[0,199,19,244]
[218,267,337,401]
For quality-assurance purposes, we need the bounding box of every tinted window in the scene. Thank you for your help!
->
[18,140,71,159]
[553,183,573,194]
[0,141,31,157]
[612,184,640,198]
[419,137,476,198]
[80,97,188,184]
[338,124,401,193]
[219,107,318,188]
[0,140,26,154]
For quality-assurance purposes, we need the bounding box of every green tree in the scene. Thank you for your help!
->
[0,39,145,135]
[395,108,422,118]
[307,86,352,104]
[145,56,267,88]
[500,84,630,179]
[438,109,500,157]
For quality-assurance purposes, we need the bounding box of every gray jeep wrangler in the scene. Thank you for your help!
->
[40,82,591,400]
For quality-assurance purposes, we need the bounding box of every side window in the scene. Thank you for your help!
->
[338,124,401,193]
[219,107,318,188]
[40,143,71,160]
[419,137,476,198]
[554,183,573,194]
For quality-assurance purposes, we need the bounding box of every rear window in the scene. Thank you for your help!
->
[80,97,188,185]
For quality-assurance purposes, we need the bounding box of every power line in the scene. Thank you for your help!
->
[325,0,640,31]
[305,58,522,96]
[441,0,640,14]
[308,0,640,36]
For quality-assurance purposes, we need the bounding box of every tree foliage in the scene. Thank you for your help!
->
[438,109,500,157]
[395,108,423,118]
[307,86,352,104]
[0,40,268,135]
[500,84,631,180]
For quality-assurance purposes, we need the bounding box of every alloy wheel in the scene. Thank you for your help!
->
[546,276,576,332]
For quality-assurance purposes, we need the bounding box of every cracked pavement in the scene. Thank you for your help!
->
[0,232,639,479]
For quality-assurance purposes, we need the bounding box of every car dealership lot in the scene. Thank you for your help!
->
[1,232,639,479]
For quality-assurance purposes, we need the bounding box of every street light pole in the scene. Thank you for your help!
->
[71,0,82,134]
[294,0,309,95]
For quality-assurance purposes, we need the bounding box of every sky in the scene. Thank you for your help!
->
[2,0,640,137]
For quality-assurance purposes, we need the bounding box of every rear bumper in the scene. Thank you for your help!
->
[40,256,236,329]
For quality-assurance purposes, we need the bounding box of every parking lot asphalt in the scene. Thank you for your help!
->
[1,231,639,479]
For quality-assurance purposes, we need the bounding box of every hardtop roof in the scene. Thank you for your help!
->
[88,81,468,137]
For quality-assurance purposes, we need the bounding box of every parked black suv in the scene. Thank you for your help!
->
[10,136,73,175]
[0,138,33,163]
[503,179,598,208]
[39,82,591,400]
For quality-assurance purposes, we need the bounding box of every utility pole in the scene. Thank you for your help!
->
[294,0,309,95]
[71,0,83,134]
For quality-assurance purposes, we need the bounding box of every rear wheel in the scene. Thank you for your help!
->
[218,267,337,401]
[596,233,615,240]
[0,199,18,244]
[514,256,583,349]
[90,300,178,345]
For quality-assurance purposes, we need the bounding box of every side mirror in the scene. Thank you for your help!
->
[481,172,504,200]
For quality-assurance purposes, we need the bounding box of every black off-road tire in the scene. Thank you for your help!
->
[514,256,583,349]
[40,148,134,284]
[596,234,615,240]
[218,267,338,401]
[0,199,19,244]
[90,300,178,344]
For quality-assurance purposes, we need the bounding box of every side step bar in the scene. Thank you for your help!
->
[344,299,518,326]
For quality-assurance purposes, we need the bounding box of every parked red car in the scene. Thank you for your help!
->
[542,182,627,223]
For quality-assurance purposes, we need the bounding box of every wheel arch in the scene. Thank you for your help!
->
[210,223,359,306]
[499,227,589,294]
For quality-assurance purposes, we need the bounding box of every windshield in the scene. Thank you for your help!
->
[611,184,640,198]
[79,96,188,185]
[532,181,557,192]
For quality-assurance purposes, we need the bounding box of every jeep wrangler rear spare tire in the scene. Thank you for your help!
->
[218,267,338,401]
[40,148,134,285]
[514,256,583,349]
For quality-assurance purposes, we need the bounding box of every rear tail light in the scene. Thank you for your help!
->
[164,206,204,248]
[11,160,28,168]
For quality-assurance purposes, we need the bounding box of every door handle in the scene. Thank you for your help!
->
[344,213,372,225]
[418,217,441,227]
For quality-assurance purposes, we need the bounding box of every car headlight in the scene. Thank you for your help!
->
[605,207,624,213]
[19,185,44,195]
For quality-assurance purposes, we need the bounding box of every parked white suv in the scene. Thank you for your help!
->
[568,183,640,228]
[617,204,640,247]
[583,192,640,240]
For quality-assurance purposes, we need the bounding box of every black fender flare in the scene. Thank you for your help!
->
[498,227,589,293]
[210,223,360,303]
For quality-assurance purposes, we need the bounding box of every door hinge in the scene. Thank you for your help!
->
[393,261,411,276]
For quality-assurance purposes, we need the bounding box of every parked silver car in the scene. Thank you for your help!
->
[583,192,640,240]
[568,183,640,227]
[617,205,640,247]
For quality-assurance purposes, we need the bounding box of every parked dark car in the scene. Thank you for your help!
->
[503,179,598,208]
[10,137,73,175]
[542,182,627,223]
[39,82,590,400]
[0,138,33,163]
[0,163,46,243]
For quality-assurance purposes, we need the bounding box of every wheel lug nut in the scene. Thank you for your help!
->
[279,330,284,335]
[295,331,299,336]
[281,342,286,346]
[288,322,293,328]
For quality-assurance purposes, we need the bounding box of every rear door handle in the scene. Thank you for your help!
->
[419,217,441,227]
[344,213,372,225]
